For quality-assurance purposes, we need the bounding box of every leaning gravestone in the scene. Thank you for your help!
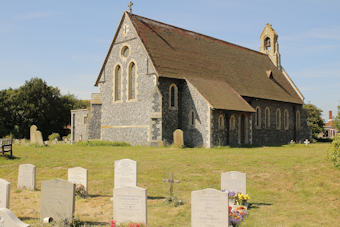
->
[68,167,88,193]
[191,188,228,227]
[113,186,147,225]
[0,208,30,227]
[17,164,36,190]
[173,129,184,148]
[221,171,246,194]
[114,159,137,188]
[30,125,43,146]
[0,179,10,209]
[40,179,75,222]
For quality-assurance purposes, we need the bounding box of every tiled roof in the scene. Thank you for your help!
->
[128,13,304,109]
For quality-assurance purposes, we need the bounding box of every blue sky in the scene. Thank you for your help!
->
[0,0,339,120]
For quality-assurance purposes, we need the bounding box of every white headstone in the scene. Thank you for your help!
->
[0,179,10,209]
[40,179,75,222]
[191,188,228,227]
[17,164,36,190]
[113,186,147,225]
[221,171,246,194]
[68,167,88,193]
[114,159,137,188]
[0,208,30,227]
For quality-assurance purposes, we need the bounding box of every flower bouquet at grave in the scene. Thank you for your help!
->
[229,192,250,207]
[75,184,87,198]
[229,206,248,227]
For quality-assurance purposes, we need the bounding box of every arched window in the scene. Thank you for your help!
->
[128,62,136,100]
[276,108,281,130]
[169,84,178,110]
[218,114,225,130]
[113,64,122,101]
[296,110,301,130]
[284,109,289,130]
[121,46,129,58]
[255,107,261,129]
[265,107,270,128]
[189,109,195,127]
[230,114,236,130]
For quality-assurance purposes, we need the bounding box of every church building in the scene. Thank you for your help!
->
[71,11,311,147]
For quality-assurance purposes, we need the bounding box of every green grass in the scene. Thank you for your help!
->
[0,143,339,226]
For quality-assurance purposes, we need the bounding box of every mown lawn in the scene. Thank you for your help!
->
[0,143,339,226]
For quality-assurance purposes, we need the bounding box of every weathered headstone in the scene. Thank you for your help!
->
[35,131,43,146]
[30,125,37,144]
[191,188,228,227]
[114,159,137,188]
[0,179,10,209]
[40,179,75,222]
[17,164,36,190]
[221,171,246,194]
[0,208,30,227]
[173,129,184,148]
[113,186,147,225]
[68,167,88,193]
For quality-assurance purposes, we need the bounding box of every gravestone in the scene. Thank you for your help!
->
[68,167,88,193]
[114,159,137,188]
[221,171,246,194]
[40,179,75,222]
[0,208,30,227]
[30,125,43,146]
[0,179,10,209]
[113,186,147,225]
[17,164,36,190]
[191,188,228,227]
[173,129,184,148]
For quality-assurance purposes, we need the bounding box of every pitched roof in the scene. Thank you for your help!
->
[128,13,304,107]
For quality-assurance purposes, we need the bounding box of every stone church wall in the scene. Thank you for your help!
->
[98,16,157,145]
[71,109,88,142]
[88,104,101,140]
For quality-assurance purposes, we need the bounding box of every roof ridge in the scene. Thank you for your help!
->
[128,12,267,56]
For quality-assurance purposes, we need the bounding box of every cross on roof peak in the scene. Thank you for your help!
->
[128,1,133,13]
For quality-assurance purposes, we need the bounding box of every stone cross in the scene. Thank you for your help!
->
[128,1,133,13]
[163,172,180,197]
[304,139,310,146]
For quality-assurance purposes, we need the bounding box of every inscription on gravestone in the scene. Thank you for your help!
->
[113,186,147,225]
[114,159,137,188]
[191,188,228,227]
[221,171,246,194]
[0,179,10,209]
[40,179,75,222]
[18,164,36,190]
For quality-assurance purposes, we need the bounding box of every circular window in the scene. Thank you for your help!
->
[121,46,129,58]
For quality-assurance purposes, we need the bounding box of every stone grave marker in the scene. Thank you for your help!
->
[113,186,147,225]
[114,159,137,188]
[173,129,184,148]
[221,171,246,194]
[0,179,10,209]
[68,167,88,193]
[0,208,30,227]
[30,125,37,144]
[17,164,36,190]
[40,179,75,222]
[191,188,228,227]
[304,139,310,146]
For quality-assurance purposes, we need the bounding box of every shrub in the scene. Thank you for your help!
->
[48,133,60,141]
[329,135,340,167]
[76,140,130,147]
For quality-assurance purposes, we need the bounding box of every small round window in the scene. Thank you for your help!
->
[121,46,129,58]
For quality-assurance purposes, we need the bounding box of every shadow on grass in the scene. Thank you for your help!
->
[87,194,111,198]
[19,217,39,221]
[77,221,109,225]
[248,202,273,210]
[1,155,20,160]
[147,196,166,200]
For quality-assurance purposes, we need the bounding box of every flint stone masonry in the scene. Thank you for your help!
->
[40,179,75,222]
[173,129,184,147]
[221,171,246,194]
[0,208,30,227]
[114,159,137,188]
[17,164,36,190]
[191,188,228,227]
[68,167,88,193]
[71,109,89,142]
[113,186,147,225]
[0,179,10,209]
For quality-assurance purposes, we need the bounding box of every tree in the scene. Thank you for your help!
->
[303,104,325,139]
[0,78,88,139]
[336,105,340,131]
